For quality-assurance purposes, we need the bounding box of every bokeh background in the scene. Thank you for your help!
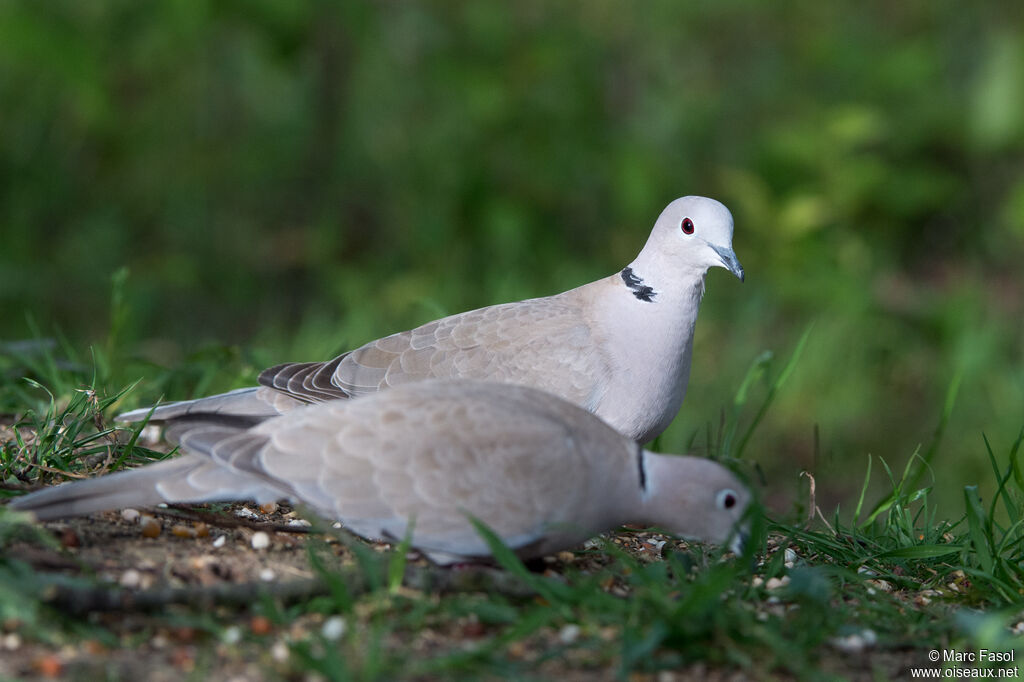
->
[1,1,1022,516]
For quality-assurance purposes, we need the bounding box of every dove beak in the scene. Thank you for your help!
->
[710,245,745,282]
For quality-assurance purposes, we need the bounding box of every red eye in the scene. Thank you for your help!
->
[717,489,738,510]
[681,217,694,234]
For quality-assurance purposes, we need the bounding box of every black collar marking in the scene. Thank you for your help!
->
[621,267,656,302]
[636,444,648,492]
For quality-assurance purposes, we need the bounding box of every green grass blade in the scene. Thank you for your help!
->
[734,324,812,459]
[387,519,415,594]
[871,545,965,560]
[963,485,994,574]
[853,454,873,526]
[906,370,962,491]
[467,515,561,605]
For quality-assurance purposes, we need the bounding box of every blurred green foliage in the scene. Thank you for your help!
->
[0,1,1022,513]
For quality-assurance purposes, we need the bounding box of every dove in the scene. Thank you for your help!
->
[119,196,743,443]
[11,381,751,563]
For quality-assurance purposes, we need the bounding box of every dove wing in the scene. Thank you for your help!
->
[215,382,634,558]
[258,291,611,412]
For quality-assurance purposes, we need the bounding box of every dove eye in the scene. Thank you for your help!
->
[716,489,738,510]
[681,217,695,235]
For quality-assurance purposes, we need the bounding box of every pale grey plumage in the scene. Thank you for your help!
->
[12,381,750,563]
[118,196,743,443]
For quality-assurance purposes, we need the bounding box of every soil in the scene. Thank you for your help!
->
[0,505,931,681]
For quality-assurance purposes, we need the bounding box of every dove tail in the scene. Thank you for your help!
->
[116,387,299,427]
[6,453,275,521]
[7,456,203,521]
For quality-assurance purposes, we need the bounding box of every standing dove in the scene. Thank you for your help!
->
[119,196,744,443]
[11,381,751,563]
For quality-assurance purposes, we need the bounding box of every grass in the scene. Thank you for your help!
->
[1,331,1023,680]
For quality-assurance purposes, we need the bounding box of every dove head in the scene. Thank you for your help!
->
[640,452,751,552]
[634,196,744,283]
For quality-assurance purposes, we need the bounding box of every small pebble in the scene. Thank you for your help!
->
[287,519,311,528]
[171,525,196,539]
[60,528,80,548]
[558,624,581,644]
[33,655,63,678]
[83,640,106,655]
[461,620,486,638]
[251,531,271,550]
[222,626,242,645]
[830,629,877,654]
[119,569,142,589]
[1012,621,1024,635]
[234,508,259,519]
[121,508,141,523]
[2,633,22,651]
[322,616,347,640]
[271,640,289,663]
[259,502,278,515]
[194,522,210,538]
[212,535,227,548]
[259,568,276,582]
[765,577,790,590]
[250,616,272,636]
[140,517,161,538]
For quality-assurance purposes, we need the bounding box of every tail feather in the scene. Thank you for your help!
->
[116,387,302,425]
[8,454,281,521]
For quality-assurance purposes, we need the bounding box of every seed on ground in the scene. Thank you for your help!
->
[171,524,196,538]
[140,517,161,538]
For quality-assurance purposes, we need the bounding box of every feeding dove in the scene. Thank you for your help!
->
[119,196,744,443]
[12,381,751,563]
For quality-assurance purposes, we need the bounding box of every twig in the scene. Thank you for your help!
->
[39,575,332,615]
[0,480,43,492]
[801,470,837,535]
[815,506,837,536]
[9,546,84,571]
[36,564,535,615]
[156,504,312,534]
[25,463,90,479]
[800,471,816,529]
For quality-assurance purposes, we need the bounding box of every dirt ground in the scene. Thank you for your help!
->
[0,502,934,681]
